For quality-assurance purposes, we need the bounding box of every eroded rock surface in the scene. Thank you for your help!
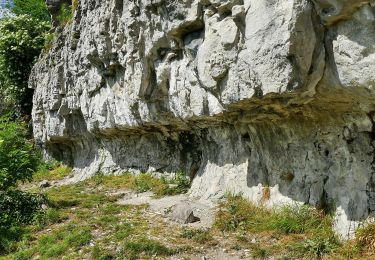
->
[31,0,375,237]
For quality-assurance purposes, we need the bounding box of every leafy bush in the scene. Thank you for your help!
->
[0,15,50,114]
[0,190,45,253]
[0,117,44,254]
[0,117,40,190]
[0,191,45,227]
[12,0,51,22]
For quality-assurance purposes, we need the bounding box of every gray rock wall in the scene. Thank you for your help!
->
[31,0,375,237]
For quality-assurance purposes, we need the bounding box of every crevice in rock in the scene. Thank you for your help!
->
[366,112,375,215]
[114,0,124,14]
[183,28,204,58]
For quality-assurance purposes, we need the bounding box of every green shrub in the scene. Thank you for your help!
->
[0,190,45,253]
[0,16,50,114]
[0,117,40,190]
[12,0,51,22]
[0,117,44,254]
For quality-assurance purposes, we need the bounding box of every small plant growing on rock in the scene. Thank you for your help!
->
[44,32,56,51]
[57,0,78,27]
[57,3,74,27]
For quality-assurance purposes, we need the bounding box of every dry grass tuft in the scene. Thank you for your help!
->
[356,221,375,255]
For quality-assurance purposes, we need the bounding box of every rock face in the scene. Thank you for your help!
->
[30,0,375,237]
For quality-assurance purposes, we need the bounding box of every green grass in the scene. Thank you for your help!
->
[351,221,375,257]
[88,171,190,198]
[292,236,339,258]
[114,223,134,240]
[1,185,152,259]
[91,245,114,260]
[180,228,215,244]
[34,208,63,227]
[214,194,340,258]
[270,204,332,234]
[1,170,190,259]
[42,226,90,257]
[123,238,175,259]
[33,162,72,182]
[251,246,269,259]
[11,224,92,259]
[4,166,375,259]
[215,194,270,232]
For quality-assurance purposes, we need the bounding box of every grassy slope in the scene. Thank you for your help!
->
[1,166,375,259]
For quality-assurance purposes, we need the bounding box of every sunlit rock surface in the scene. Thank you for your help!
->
[31,0,375,238]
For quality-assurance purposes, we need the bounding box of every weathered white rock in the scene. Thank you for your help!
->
[170,202,200,224]
[333,5,375,90]
[30,0,375,238]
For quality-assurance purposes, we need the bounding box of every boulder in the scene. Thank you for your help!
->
[170,202,200,224]
[39,180,51,188]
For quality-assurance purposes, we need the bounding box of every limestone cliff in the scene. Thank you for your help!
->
[30,0,375,237]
